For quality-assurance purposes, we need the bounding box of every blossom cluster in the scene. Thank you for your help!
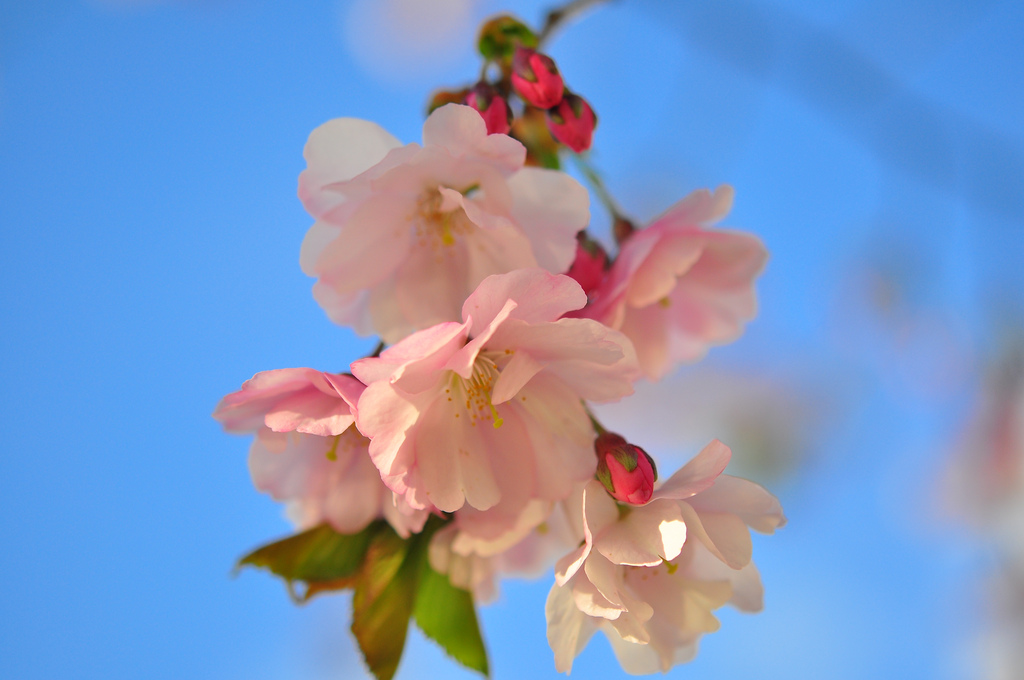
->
[214,13,783,679]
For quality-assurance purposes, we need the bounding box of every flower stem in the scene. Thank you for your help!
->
[585,403,608,436]
[571,153,625,222]
[538,0,614,46]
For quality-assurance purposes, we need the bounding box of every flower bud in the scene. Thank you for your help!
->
[546,93,596,153]
[566,233,607,296]
[511,47,564,109]
[465,84,513,136]
[477,15,538,63]
[594,432,658,505]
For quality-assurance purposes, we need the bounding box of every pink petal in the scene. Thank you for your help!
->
[312,194,414,292]
[676,503,751,570]
[302,117,402,185]
[461,269,587,337]
[687,474,787,534]
[421,104,525,171]
[351,320,468,389]
[415,396,500,512]
[594,499,687,566]
[546,582,598,674]
[658,185,734,227]
[506,167,590,273]
[620,302,673,380]
[652,439,732,501]
[513,376,597,501]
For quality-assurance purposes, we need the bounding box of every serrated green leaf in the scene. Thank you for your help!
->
[351,524,422,680]
[414,563,489,677]
[236,521,382,600]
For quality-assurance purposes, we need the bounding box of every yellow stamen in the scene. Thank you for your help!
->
[325,435,340,461]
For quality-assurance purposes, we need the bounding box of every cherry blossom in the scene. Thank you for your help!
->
[351,268,640,517]
[582,186,767,380]
[545,440,785,673]
[298,103,589,343]
[212,368,428,537]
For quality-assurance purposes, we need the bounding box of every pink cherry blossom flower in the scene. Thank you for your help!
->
[581,186,767,380]
[298,103,589,344]
[352,269,640,518]
[212,368,429,537]
[430,493,584,604]
[545,440,785,673]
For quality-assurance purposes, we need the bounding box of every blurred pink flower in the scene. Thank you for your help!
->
[582,186,767,380]
[546,440,785,673]
[352,269,640,516]
[299,104,589,343]
[212,369,428,536]
[945,348,1024,551]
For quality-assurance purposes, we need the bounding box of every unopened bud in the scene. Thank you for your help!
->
[466,84,513,136]
[511,47,564,109]
[477,15,538,63]
[546,93,596,153]
[566,233,608,296]
[594,432,658,505]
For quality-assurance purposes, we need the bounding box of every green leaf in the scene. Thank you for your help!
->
[414,563,489,676]
[351,525,420,680]
[236,521,382,600]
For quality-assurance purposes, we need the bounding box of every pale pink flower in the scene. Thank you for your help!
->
[546,440,785,673]
[212,368,428,537]
[299,103,590,344]
[945,347,1024,555]
[582,186,767,380]
[352,269,640,517]
[430,493,583,604]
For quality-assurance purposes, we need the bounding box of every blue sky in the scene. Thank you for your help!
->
[1,1,1022,678]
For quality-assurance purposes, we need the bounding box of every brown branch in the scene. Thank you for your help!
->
[538,0,614,46]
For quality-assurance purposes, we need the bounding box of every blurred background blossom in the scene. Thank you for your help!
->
[0,0,1021,678]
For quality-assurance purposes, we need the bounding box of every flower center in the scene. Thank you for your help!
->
[413,186,479,251]
[446,352,505,429]
[323,427,370,461]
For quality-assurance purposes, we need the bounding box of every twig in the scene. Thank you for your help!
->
[538,0,613,46]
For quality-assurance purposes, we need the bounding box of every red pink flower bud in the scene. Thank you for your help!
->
[594,432,658,505]
[511,46,564,109]
[465,84,513,136]
[546,93,596,153]
[566,234,608,296]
